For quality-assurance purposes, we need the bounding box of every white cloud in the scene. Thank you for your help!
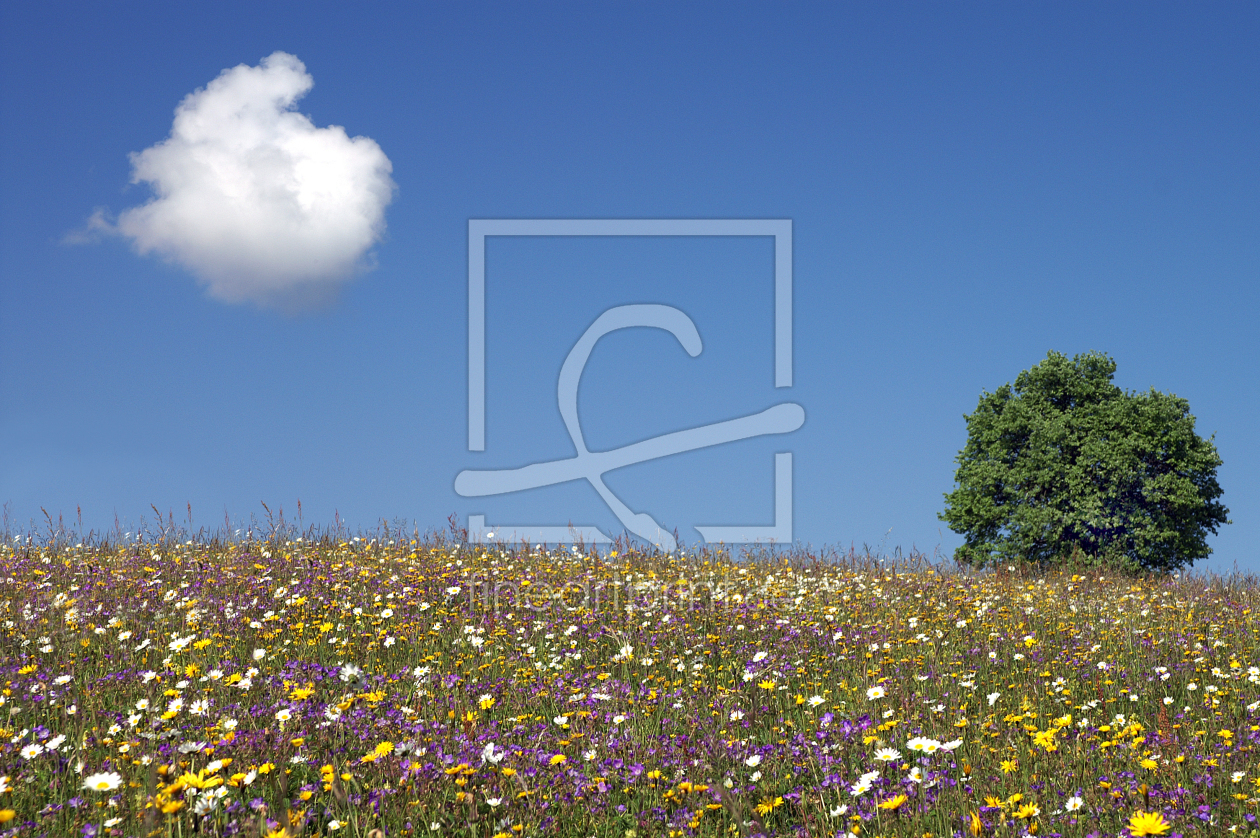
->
[98,51,395,309]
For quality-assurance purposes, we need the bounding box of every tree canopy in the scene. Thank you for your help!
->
[940,350,1228,573]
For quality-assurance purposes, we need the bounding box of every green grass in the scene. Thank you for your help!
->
[0,532,1257,837]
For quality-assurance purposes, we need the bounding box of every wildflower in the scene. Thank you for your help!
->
[968,811,983,836]
[1065,795,1084,812]
[745,754,762,767]
[906,766,924,783]
[0,812,13,824]
[19,743,43,760]
[549,754,567,766]
[1013,803,1040,819]
[878,793,908,811]
[1000,759,1017,774]
[874,748,901,762]
[83,771,123,792]
[866,685,886,700]
[361,741,394,763]
[481,743,505,764]
[1126,810,1172,836]
[808,695,825,707]
[754,796,784,816]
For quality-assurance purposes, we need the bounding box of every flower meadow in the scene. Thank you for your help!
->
[1,533,1259,838]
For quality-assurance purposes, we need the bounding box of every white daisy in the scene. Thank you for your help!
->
[83,771,123,791]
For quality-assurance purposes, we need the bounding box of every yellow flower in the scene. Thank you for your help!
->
[549,754,567,766]
[754,796,784,816]
[968,811,983,836]
[1013,803,1040,820]
[758,680,776,690]
[1000,759,1017,774]
[0,811,14,824]
[877,793,908,811]
[360,740,394,763]
[1140,758,1159,770]
[1126,810,1172,836]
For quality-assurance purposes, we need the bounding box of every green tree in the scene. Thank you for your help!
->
[940,350,1228,573]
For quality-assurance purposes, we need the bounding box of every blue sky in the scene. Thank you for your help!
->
[2,3,1256,571]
